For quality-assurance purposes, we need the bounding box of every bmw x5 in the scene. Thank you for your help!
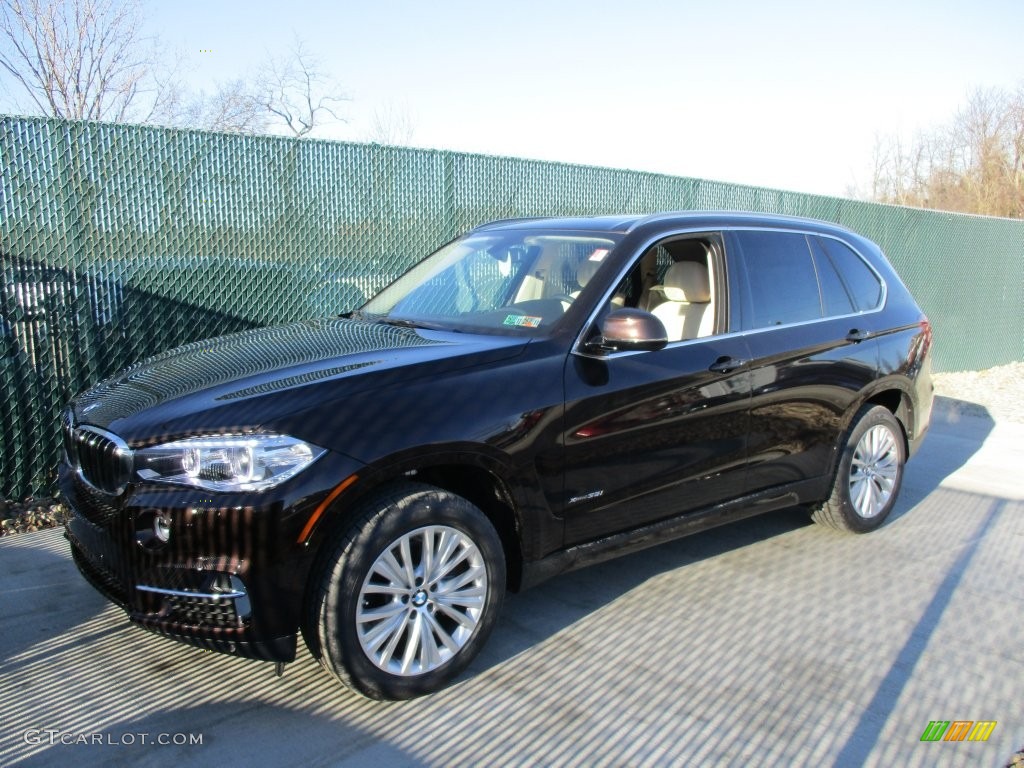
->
[61,212,933,699]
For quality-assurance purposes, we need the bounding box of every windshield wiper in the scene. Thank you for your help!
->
[377,317,466,333]
[377,317,442,330]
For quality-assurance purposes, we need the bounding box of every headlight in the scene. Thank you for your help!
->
[134,434,326,492]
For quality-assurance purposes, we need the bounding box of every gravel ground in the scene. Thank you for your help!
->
[2,361,1021,538]
[932,361,1024,425]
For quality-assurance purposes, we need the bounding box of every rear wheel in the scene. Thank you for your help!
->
[305,482,505,699]
[811,405,905,533]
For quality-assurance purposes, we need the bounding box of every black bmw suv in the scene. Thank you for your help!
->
[61,212,933,699]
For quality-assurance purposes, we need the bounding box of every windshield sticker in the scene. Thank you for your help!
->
[588,248,610,262]
[504,314,542,328]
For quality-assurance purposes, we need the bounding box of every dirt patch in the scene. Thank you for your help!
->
[0,497,69,537]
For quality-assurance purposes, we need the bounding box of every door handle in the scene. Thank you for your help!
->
[709,356,746,373]
[846,328,871,342]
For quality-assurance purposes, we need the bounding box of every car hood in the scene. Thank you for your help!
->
[70,317,529,442]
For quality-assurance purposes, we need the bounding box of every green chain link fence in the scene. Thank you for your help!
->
[2,116,1023,498]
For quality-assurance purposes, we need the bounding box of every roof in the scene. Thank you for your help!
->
[471,211,856,237]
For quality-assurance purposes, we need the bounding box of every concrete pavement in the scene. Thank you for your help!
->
[1,396,1021,767]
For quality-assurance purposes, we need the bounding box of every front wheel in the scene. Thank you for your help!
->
[811,405,906,533]
[305,482,505,700]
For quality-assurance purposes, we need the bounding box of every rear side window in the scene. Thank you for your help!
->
[815,236,883,311]
[735,231,821,329]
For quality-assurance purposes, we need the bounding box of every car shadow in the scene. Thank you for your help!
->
[887,395,995,518]
[477,504,814,674]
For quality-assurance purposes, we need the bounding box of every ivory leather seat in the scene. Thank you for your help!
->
[649,261,713,341]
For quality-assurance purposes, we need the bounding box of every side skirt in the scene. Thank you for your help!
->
[519,477,827,590]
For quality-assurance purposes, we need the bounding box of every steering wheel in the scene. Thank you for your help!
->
[552,294,576,311]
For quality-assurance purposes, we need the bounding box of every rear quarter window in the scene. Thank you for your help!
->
[809,238,856,317]
[815,236,883,311]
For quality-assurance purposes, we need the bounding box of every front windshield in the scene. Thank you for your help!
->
[361,230,621,334]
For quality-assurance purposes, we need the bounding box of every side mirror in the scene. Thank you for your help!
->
[587,308,668,354]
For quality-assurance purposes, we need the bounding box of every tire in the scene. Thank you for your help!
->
[305,482,506,700]
[811,405,906,533]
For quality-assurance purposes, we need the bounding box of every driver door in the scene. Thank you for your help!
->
[560,234,753,544]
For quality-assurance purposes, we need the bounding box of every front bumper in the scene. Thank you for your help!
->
[60,451,362,662]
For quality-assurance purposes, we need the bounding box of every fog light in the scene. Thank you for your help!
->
[136,509,173,550]
[154,514,171,543]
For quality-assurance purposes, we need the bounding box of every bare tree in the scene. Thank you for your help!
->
[181,79,268,135]
[255,38,347,138]
[0,0,168,121]
[870,85,1024,218]
[367,101,417,145]
[177,41,348,138]
[1,4,349,138]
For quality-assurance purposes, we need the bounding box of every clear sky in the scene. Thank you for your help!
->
[19,0,1024,197]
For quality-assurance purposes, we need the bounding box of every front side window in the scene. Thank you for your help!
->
[604,236,720,342]
[362,230,621,334]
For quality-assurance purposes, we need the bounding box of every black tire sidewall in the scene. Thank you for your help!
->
[834,406,906,532]
[319,483,506,700]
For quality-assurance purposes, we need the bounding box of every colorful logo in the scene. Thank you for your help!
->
[920,720,997,742]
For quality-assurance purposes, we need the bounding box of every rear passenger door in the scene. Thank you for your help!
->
[727,229,882,493]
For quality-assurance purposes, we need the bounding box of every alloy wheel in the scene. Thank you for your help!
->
[356,525,487,676]
[849,424,900,518]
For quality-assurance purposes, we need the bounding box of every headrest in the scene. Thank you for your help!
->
[662,261,710,303]
[576,260,601,288]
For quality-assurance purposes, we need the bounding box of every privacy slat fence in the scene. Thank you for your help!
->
[2,116,1022,498]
